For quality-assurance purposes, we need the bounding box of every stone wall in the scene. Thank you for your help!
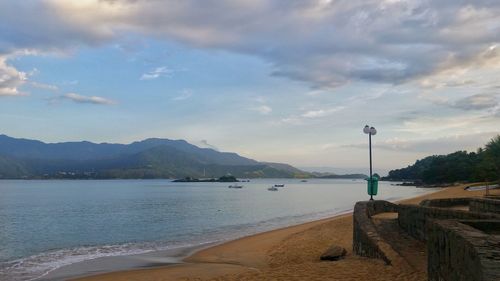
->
[419,197,471,208]
[427,219,500,281]
[352,200,398,264]
[470,198,500,214]
[397,204,500,241]
[353,199,500,280]
[485,194,500,200]
[419,197,500,214]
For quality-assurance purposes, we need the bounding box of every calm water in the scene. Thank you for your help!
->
[0,179,433,280]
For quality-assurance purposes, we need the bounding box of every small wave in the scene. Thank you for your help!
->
[0,209,351,281]
[0,241,211,281]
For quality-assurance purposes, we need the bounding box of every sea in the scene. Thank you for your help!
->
[0,179,435,280]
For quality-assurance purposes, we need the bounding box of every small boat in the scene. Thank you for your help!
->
[274,184,285,187]
[228,184,243,189]
[268,186,279,191]
[300,180,307,182]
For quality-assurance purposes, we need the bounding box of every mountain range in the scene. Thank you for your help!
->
[0,135,310,179]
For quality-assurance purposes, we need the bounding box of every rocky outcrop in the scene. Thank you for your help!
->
[320,245,347,261]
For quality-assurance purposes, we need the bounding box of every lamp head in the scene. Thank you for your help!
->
[370,127,377,135]
[363,125,370,134]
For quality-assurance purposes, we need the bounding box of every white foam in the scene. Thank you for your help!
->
[0,241,205,281]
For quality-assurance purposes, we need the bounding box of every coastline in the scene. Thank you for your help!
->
[73,214,354,281]
[43,210,355,281]
[69,185,461,281]
[39,242,217,281]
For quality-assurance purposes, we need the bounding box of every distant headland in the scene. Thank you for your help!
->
[173,175,239,182]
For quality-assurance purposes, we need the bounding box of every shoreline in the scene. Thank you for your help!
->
[43,209,356,281]
[73,214,355,281]
[70,187,445,281]
[1,179,431,281]
[38,242,220,281]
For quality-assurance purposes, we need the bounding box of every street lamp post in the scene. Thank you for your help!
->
[363,125,377,200]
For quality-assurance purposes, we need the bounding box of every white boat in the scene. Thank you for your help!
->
[268,186,279,191]
[228,184,243,189]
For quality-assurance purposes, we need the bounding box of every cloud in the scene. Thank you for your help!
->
[274,105,345,126]
[172,89,193,101]
[452,94,498,111]
[301,106,344,118]
[424,92,499,111]
[250,96,272,115]
[343,132,499,153]
[252,105,272,115]
[30,81,59,91]
[60,92,115,105]
[61,80,79,85]
[140,66,172,80]
[0,56,28,96]
[2,1,500,88]
[199,139,219,151]
[278,116,303,126]
[419,78,475,90]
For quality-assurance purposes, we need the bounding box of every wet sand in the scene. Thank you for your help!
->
[74,184,498,281]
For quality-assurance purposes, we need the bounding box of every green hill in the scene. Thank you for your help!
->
[0,135,310,179]
[383,135,500,184]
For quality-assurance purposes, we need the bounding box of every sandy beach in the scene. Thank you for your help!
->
[74,184,499,281]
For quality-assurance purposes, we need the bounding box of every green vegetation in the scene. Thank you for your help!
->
[172,175,238,182]
[384,135,500,184]
[0,135,311,179]
[316,173,368,179]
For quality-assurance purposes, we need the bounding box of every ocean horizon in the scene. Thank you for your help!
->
[0,179,435,281]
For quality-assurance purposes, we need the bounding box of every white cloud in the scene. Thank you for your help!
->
[0,56,28,96]
[2,1,500,88]
[250,96,272,115]
[62,80,79,85]
[301,106,344,118]
[30,81,59,91]
[172,89,193,101]
[252,105,272,115]
[274,105,345,126]
[140,66,172,80]
[344,132,499,153]
[306,90,328,96]
[452,94,498,111]
[277,116,303,126]
[61,92,115,105]
[254,96,267,103]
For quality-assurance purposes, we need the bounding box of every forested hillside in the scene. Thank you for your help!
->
[0,135,309,179]
[384,135,500,184]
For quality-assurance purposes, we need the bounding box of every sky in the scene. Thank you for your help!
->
[1,0,500,174]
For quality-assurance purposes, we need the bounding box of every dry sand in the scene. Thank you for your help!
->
[75,184,499,281]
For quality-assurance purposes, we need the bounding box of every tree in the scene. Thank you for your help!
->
[384,135,500,184]
[484,135,500,181]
